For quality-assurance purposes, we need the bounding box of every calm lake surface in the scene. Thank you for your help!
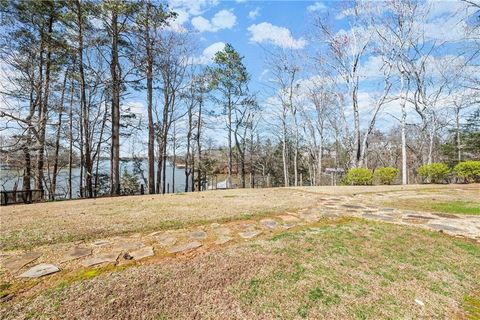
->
[0,159,187,198]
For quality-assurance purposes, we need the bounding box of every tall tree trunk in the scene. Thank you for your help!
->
[68,79,74,199]
[51,71,68,200]
[76,0,93,198]
[196,95,203,191]
[400,75,408,185]
[172,123,176,193]
[23,147,31,198]
[352,84,361,168]
[36,8,54,193]
[282,116,289,187]
[227,96,232,188]
[110,7,121,195]
[145,1,155,194]
[456,106,461,163]
[156,133,162,194]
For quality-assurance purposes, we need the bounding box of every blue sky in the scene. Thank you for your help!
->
[168,0,326,90]
[114,0,477,154]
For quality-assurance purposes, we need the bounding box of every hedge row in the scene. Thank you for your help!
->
[343,161,480,185]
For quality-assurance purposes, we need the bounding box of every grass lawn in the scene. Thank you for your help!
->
[1,184,479,319]
[2,219,479,319]
[383,199,480,215]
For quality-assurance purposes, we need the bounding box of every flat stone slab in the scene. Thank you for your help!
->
[260,219,278,229]
[380,208,395,212]
[239,230,262,239]
[130,246,154,260]
[2,252,41,273]
[113,241,145,251]
[407,214,435,220]
[362,214,394,221]
[432,213,460,219]
[215,236,233,245]
[157,234,177,247]
[82,252,120,267]
[19,263,60,278]
[428,224,464,233]
[167,241,202,254]
[189,230,207,240]
[214,227,232,236]
[61,247,92,262]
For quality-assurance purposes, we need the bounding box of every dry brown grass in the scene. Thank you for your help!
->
[1,184,468,251]
[2,219,479,319]
[0,188,318,250]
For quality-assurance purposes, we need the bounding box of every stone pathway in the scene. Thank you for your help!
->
[1,192,478,281]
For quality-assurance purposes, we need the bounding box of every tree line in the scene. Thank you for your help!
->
[0,0,479,200]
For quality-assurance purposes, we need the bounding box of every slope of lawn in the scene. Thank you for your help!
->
[3,219,479,319]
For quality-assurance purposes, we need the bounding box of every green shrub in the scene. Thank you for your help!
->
[453,161,480,183]
[344,168,373,185]
[374,167,399,185]
[418,163,450,183]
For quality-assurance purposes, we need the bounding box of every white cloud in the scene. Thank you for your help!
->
[167,0,219,33]
[248,7,261,20]
[192,9,236,32]
[165,9,190,33]
[247,22,307,49]
[168,0,219,16]
[191,42,225,65]
[307,2,327,13]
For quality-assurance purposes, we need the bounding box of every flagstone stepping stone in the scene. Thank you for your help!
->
[380,208,395,212]
[210,223,222,228]
[362,214,394,221]
[61,247,92,262]
[167,241,202,254]
[92,240,110,247]
[189,230,208,240]
[215,235,233,245]
[432,213,460,219]
[406,214,435,220]
[82,252,120,267]
[19,263,60,278]
[214,227,232,236]
[283,222,297,229]
[278,215,300,222]
[2,252,41,273]
[239,230,262,239]
[260,219,278,229]
[130,246,154,260]
[157,235,177,247]
[428,224,463,233]
[113,241,145,251]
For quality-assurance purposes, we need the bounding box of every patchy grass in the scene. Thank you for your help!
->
[430,201,480,215]
[2,184,470,251]
[0,188,322,250]
[233,220,480,319]
[384,199,480,216]
[3,219,478,319]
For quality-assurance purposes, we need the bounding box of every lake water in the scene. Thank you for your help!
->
[0,159,187,198]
